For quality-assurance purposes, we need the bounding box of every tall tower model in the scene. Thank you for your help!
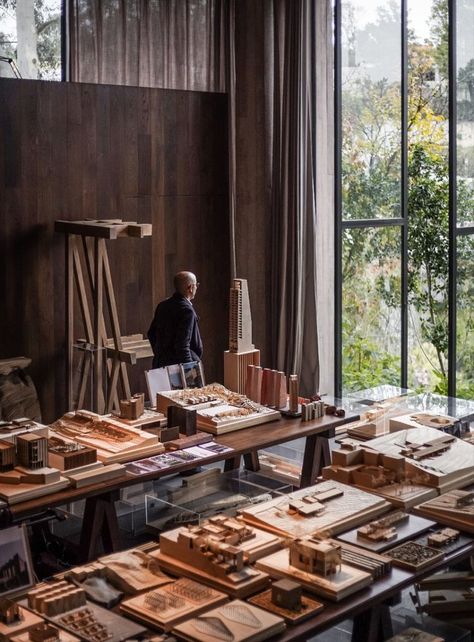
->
[228,279,254,352]
[224,278,260,393]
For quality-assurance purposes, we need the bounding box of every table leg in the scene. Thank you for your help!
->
[352,594,400,642]
[243,451,260,472]
[79,491,121,562]
[300,430,333,487]
[224,455,242,472]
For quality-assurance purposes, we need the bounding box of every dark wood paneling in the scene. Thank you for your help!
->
[0,78,229,422]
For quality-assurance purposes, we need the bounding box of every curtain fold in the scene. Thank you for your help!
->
[268,0,319,395]
[69,0,227,92]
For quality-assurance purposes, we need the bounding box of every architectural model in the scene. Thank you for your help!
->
[228,279,254,353]
[365,427,474,490]
[47,436,97,471]
[322,445,438,509]
[427,527,459,548]
[337,511,437,553]
[357,511,409,543]
[0,440,16,472]
[256,537,373,601]
[118,394,145,421]
[389,412,456,433]
[173,599,286,642]
[99,549,171,594]
[241,480,390,538]
[10,622,81,642]
[120,578,227,631]
[386,541,444,572]
[331,540,392,580]
[288,374,299,414]
[16,434,48,470]
[27,582,144,642]
[49,411,163,463]
[0,600,43,640]
[414,489,474,534]
[249,579,324,624]
[224,279,261,394]
[157,384,280,435]
[155,518,272,597]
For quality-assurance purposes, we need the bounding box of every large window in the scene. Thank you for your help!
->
[336,0,474,399]
[0,0,62,80]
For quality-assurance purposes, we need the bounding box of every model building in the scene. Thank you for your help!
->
[289,539,341,577]
[228,278,254,353]
[0,598,23,624]
[16,434,48,470]
[288,486,344,517]
[119,393,145,420]
[427,527,459,547]
[0,439,16,472]
[357,511,409,542]
[28,622,61,642]
[271,579,303,612]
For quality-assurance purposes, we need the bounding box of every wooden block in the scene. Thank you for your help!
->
[0,605,44,639]
[248,587,323,625]
[167,406,197,436]
[67,463,125,488]
[331,449,363,467]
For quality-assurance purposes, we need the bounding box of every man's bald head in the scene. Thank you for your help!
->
[174,271,199,299]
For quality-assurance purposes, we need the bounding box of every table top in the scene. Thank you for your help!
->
[7,410,357,519]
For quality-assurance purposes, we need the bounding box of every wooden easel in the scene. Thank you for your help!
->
[56,219,152,414]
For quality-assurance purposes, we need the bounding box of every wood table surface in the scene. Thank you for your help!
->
[7,410,357,521]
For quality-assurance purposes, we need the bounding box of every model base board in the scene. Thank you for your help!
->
[337,513,436,553]
[248,589,324,624]
[153,550,270,599]
[67,463,125,488]
[413,490,474,534]
[0,477,69,504]
[240,480,390,538]
[172,599,286,642]
[255,549,372,602]
[120,578,228,631]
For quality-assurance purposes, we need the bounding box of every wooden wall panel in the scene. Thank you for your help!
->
[0,79,229,422]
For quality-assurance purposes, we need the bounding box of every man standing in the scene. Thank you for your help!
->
[147,271,203,369]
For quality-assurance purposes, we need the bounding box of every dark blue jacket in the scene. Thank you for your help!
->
[147,292,203,368]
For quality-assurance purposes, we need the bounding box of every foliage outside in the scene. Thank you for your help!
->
[341,0,474,398]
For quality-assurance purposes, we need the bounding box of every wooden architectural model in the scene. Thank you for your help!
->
[224,279,261,394]
[414,489,474,533]
[173,599,286,642]
[157,384,280,435]
[0,440,16,472]
[427,527,459,548]
[289,539,341,577]
[322,445,438,509]
[365,427,474,490]
[47,436,97,472]
[118,394,145,421]
[0,600,43,640]
[386,541,444,572]
[246,366,287,409]
[155,517,272,597]
[16,435,48,470]
[228,279,254,353]
[241,480,390,538]
[249,579,324,625]
[357,511,409,543]
[49,410,163,463]
[256,537,372,601]
[120,579,227,631]
[98,549,171,594]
